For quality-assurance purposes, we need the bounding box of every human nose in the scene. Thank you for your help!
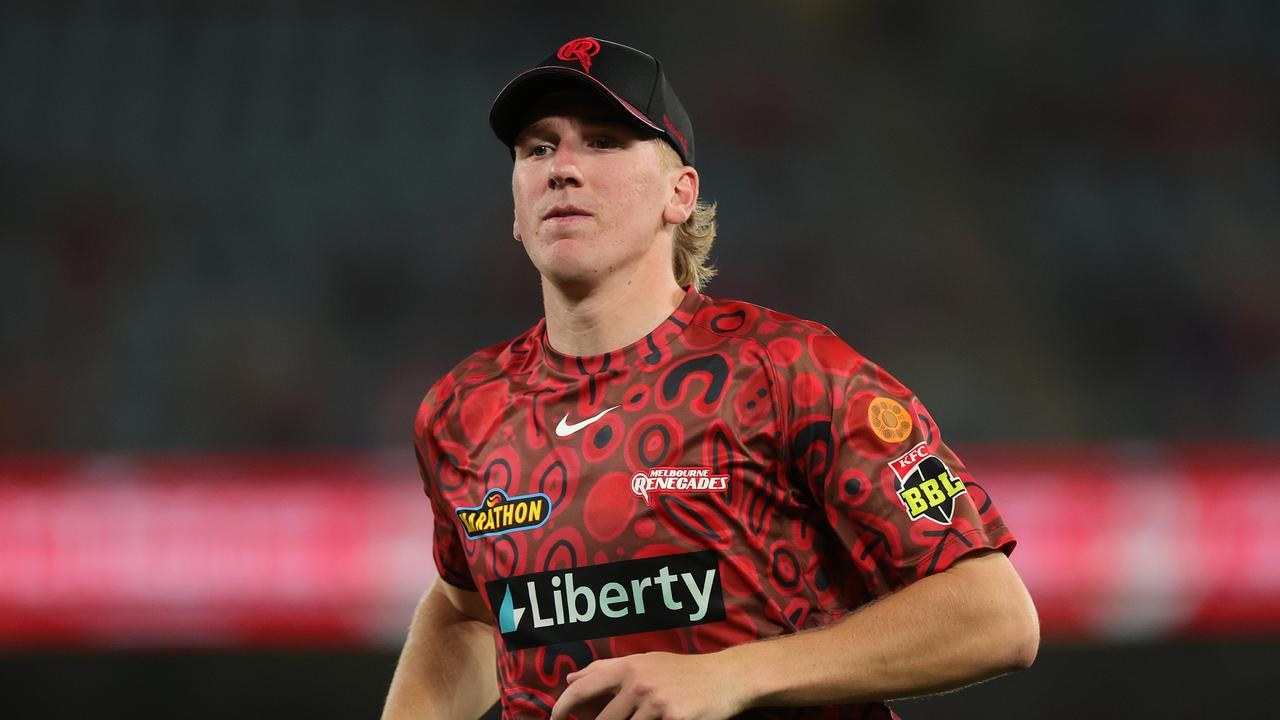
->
[547,143,583,189]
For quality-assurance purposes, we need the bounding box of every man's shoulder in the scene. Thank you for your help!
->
[413,322,543,428]
[690,293,869,375]
[691,293,839,339]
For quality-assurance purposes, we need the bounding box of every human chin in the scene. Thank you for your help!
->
[535,235,618,280]
[535,251,605,287]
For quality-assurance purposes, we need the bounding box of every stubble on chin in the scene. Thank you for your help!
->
[532,235,605,285]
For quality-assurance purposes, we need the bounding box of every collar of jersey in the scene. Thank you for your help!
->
[537,286,704,376]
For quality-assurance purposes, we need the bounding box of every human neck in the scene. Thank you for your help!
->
[541,264,686,358]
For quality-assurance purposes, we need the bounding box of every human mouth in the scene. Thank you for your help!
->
[542,205,593,222]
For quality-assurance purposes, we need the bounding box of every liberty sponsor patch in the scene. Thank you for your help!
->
[456,489,552,539]
[868,397,913,443]
[486,550,725,650]
[888,442,967,524]
[631,466,729,507]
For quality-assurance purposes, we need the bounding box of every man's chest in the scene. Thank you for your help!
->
[436,363,792,570]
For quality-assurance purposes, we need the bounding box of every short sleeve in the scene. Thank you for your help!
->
[414,383,477,591]
[782,330,1015,596]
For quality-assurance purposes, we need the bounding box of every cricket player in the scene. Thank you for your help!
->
[383,37,1038,720]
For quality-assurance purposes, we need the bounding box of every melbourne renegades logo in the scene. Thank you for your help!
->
[558,37,601,73]
[631,466,729,507]
[889,442,967,524]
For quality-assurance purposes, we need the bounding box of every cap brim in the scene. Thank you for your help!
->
[489,66,663,148]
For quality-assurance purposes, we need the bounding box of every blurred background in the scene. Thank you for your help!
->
[2,0,1278,718]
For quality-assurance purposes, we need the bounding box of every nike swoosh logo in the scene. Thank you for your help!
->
[555,405,620,437]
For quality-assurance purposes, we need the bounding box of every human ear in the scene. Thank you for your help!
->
[663,165,699,226]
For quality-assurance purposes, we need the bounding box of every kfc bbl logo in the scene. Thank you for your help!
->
[888,442,968,524]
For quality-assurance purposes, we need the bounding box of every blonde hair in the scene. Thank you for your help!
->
[656,141,718,290]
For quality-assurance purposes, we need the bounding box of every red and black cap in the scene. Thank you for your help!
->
[489,37,695,166]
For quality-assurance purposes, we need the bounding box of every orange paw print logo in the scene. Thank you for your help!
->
[868,397,912,443]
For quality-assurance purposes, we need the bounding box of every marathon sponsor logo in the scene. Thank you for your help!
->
[631,466,729,507]
[486,550,725,650]
[456,489,551,539]
[889,442,967,524]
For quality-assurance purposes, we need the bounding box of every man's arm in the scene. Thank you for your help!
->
[552,549,1038,719]
[382,577,499,720]
[732,548,1038,706]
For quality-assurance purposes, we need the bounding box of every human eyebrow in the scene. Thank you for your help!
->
[580,123,645,147]
[513,120,558,146]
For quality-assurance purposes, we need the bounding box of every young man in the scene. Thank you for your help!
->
[383,38,1038,720]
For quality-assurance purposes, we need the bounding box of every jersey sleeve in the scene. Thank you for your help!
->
[779,329,1015,596]
[414,378,478,591]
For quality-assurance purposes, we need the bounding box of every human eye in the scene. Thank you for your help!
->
[589,135,620,150]
[518,141,553,159]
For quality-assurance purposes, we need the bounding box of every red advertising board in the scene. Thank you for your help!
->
[1,448,1277,647]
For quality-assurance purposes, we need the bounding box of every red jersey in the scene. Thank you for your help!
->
[414,287,1015,719]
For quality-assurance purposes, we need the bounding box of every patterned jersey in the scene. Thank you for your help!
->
[413,287,1015,720]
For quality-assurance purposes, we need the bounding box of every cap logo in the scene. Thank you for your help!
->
[557,37,601,74]
[663,115,689,156]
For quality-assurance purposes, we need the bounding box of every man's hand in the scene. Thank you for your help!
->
[551,651,745,720]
